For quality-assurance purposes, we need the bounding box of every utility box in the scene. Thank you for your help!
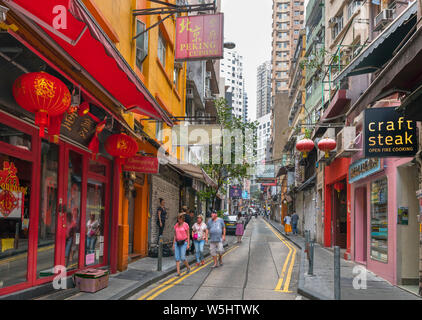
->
[74,269,109,293]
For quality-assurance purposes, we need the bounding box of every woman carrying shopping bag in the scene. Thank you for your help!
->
[235,213,245,243]
[173,213,191,276]
[192,215,208,266]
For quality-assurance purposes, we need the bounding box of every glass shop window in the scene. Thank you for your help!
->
[0,155,32,288]
[370,177,388,263]
[0,122,31,151]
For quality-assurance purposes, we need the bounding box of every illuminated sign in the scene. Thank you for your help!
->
[364,107,418,158]
[175,13,224,61]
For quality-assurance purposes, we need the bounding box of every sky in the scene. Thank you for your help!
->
[221,0,273,121]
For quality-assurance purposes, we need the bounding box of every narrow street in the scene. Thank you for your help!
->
[130,217,300,300]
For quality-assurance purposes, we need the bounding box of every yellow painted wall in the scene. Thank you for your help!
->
[90,0,186,160]
[88,0,187,271]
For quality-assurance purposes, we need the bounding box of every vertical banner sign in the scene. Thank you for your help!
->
[175,13,224,61]
[364,107,418,158]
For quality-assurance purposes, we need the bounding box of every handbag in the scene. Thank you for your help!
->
[193,233,198,240]
[176,239,185,246]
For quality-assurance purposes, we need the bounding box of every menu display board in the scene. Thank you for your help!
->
[370,177,388,263]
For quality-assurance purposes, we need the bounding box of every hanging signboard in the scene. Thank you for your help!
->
[349,158,383,184]
[229,186,242,199]
[122,156,159,174]
[175,13,224,61]
[364,107,418,158]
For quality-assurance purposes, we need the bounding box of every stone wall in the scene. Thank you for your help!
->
[150,166,181,246]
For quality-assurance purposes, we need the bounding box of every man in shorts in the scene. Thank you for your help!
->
[206,210,226,268]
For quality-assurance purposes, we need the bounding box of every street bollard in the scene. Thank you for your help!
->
[158,236,163,271]
[305,230,310,257]
[334,246,341,300]
[308,240,314,276]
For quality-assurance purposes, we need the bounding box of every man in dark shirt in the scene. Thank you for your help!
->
[291,212,299,235]
[157,198,167,242]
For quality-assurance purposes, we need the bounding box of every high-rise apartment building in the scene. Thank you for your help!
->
[256,61,272,118]
[271,0,305,96]
[220,50,245,120]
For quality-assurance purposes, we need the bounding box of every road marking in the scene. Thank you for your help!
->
[263,220,297,293]
[139,245,239,300]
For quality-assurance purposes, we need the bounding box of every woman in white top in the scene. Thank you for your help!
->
[192,215,208,266]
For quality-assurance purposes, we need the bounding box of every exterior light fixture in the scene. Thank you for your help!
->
[0,5,8,23]
[223,42,236,49]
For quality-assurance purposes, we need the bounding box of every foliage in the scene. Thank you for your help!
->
[200,98,258,210]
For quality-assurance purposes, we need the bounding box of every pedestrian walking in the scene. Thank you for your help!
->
[206,210,226,268]
[183,206,192,256]
[291,212,299,235]
[284,213,292,235]
[192,215,208,266]
[156,198,167,243]
[235,212,245,243]
[173,213,191,276]
[188,210,196,254]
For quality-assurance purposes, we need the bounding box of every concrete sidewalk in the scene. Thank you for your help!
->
[37,238,236,300]
[266,218,421,300]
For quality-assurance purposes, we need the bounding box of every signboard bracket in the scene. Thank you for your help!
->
[133,1,216,17]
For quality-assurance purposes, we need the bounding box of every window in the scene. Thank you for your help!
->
[173,68,179,90]
[348,0,362,19]
[157,30,166,67]
[156,122,163,141]
[135,20,148,71]
[370,177,388,263]
[294,11,300,15]
[294,20,300,25]
[332,16,344,39]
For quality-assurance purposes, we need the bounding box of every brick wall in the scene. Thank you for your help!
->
[150,166,181,245]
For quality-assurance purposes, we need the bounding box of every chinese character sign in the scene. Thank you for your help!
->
[176,13,224,61]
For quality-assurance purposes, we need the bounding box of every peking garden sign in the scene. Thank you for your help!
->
[364,107,418,158]
[175,13,224,61]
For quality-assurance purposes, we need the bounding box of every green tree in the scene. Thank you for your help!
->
[200,98,258,211]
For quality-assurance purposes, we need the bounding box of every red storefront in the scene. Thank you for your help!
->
[0,0,171,297]
[324,158,352,259]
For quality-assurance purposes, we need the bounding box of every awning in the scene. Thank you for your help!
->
[297,174,316,192]
[4,0,173,126]
[334,2,417,84]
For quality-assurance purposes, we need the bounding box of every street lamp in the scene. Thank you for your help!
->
[0,5,9,23]
[223,42,236,50]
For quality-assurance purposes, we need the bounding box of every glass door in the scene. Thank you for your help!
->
[64,149,84,271]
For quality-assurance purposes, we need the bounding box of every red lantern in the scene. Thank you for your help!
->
[105,133,138,168]
[296,138,314,158]
[318,137,337,158]
[13,72,71,137]
[334,182,345,193]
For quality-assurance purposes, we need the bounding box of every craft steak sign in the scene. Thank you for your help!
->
[175,13,224,61]
[364,107,418,158]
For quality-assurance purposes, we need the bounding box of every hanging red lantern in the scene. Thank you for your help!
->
[318,137,337,158]
[13,72,71,137]
[333,182,345,193]
[105,133,138,168]
[296,138,315,158]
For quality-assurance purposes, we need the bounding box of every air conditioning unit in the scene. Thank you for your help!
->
[187,88,194,99]
[206,71,212,79]
[336,126,358,158]
[374,9,394,31]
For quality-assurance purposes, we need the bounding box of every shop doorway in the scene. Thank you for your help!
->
[332,180,347,249]
[128,192,135,256]
[355,187,367,263]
